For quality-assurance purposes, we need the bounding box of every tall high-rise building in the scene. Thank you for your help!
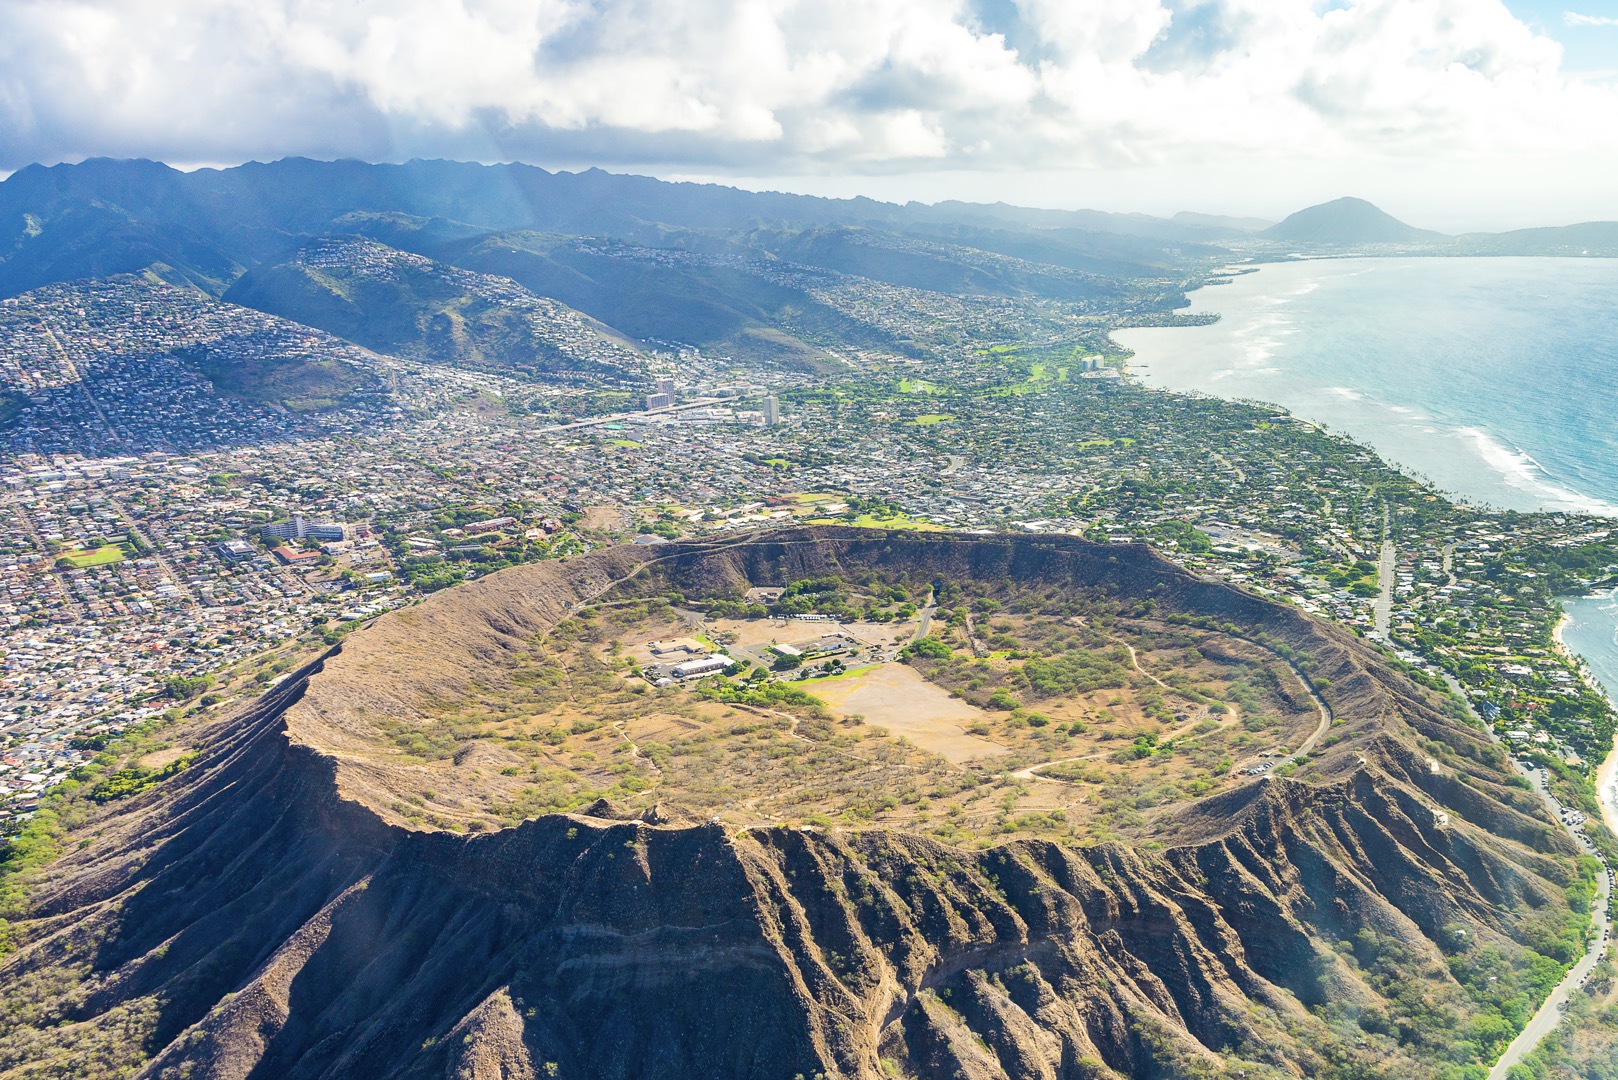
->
[655,377,677,397]
[762,395,781,425]
[646,392,673,410]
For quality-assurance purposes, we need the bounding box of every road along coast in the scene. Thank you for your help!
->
[1487,609,1618,1078]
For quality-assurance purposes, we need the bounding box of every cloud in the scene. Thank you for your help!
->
[0,0,1615,178]
[1566,12,1618,26]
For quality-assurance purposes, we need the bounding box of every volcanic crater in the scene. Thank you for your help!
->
[0,528,1589,1080]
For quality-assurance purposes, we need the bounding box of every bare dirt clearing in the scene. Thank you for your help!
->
[812,663,1007,764]
[135,746,193,770]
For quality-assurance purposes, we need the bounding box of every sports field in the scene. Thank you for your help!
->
[61,544,126,568]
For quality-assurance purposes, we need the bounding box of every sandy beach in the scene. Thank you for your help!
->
[1555,611,1618,836]
[1552,612,1580,666]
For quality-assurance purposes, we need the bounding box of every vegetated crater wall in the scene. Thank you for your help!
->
[0,529,1583,1080]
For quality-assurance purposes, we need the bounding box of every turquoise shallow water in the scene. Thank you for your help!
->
[1114,257,1618,516]
[1563,591,1618,709]
[1114,256,1618,713]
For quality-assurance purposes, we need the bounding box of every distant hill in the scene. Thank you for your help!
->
[7,157,1615,369]
[1262,197,1443,245]
[749,226,1130,301]
[0,274,390,455]
[224,239,646,382]
[434,231,900,368]
[1452,221,1618,258]
[910,200,1263,243]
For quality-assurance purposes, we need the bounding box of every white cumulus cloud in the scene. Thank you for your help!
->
[0,0,1615,190]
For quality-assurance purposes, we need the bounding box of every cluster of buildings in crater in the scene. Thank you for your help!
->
[635,627,863,689]
[639,638,736,686]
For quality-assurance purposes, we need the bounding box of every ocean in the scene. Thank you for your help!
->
[1564,591,1618,711]
[1113,257,1618,516]
[1113,256,1618,716]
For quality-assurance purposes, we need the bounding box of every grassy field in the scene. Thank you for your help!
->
[907,414,955,426]
[60,545,126,568]
[851,514,944,531]
[802,513,945,531]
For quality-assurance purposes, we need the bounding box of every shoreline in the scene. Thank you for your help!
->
[1553,612,1574,665]
[1114,259,1618,521]
[1556,603,1618,838]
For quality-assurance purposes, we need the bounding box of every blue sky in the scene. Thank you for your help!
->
[1509,1,1618,70]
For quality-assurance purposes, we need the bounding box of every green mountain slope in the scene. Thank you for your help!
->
[748,226,1133,300]
[0,158,1224,306]
[224,238,646,382]
[435,232,908,367]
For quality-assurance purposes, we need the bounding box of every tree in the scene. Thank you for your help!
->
[902,637,952,661]
[162,674,214,700]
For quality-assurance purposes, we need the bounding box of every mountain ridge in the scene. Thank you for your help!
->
[0,157,1225,302]
[7,161,1618,315]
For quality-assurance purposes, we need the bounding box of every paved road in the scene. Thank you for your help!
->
[1373,506,1396,638]
[1291,672,1335,757]
[41,319,121,443]
[1372,538,1395,637]
[913,588,937,641]
[11,503,79,622]
[106,493,200,610]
